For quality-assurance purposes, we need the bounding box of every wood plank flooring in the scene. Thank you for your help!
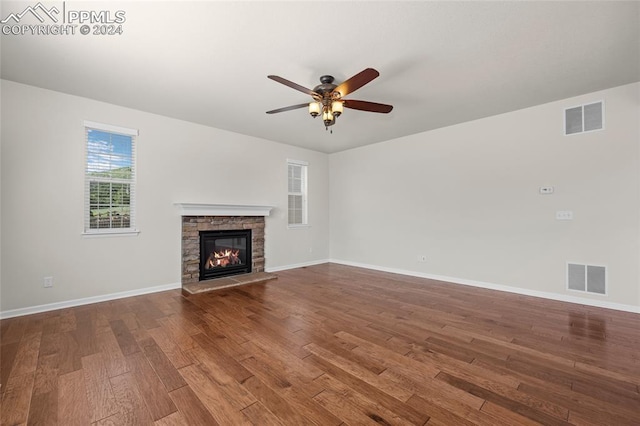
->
[1,263,639,425]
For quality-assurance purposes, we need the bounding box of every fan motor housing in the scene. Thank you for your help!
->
[314,75,337,96]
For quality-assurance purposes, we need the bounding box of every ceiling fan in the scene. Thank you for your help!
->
[266,68,393,130]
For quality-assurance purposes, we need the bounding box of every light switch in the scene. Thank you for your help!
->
[556,210,573,220]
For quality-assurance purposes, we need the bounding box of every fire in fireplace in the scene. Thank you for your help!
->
[200,229,252,280]
[205,249,241,268]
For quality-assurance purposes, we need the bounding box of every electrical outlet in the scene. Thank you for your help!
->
[539,186,554,195]
[418,255,427,262]
[43,276,53,288]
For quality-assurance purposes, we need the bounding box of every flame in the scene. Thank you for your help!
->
[206,249,241,268]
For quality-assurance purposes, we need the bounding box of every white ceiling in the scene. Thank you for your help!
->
[2,1,639,153]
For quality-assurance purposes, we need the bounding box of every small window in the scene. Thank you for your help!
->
[564,101,604,135]
[84,121,138,234]
[287,159,308,226]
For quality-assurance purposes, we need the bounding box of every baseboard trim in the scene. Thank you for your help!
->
[266,259,330,273]
[0,259,332,319]
[4,260,637,319]
[329,259,640,314]
[0,282,182,319]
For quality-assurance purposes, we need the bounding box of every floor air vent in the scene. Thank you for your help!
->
[567,263,606,295]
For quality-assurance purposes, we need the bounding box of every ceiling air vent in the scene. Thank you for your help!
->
[567,263,606,295]
[565,101,604,135]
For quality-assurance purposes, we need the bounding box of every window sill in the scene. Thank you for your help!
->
[82,229,140,238]
[287,224,311,230]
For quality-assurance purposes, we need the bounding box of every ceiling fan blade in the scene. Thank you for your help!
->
[266,103,309,114]
[333,68,380,98]
[268,75,318,97]
[343,99,393,113]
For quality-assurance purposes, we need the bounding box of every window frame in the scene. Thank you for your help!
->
[83,120,139,236]
[287,159,309,228]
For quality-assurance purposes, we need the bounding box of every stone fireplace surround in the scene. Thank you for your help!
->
[175,204,275,294]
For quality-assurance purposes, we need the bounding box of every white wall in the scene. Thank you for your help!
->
[3,80,639,315]
[330,83,640,310]
[0,80,330,313]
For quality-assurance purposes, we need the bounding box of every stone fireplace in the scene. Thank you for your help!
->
[176,204,274,293]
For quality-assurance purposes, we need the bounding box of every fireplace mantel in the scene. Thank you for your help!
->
[175,203,274,217]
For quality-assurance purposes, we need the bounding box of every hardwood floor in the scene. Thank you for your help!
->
[1,263,639,425]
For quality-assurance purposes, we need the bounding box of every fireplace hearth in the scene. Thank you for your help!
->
[200,229,251,280]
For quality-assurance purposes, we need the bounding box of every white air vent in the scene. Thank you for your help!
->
[567,263,606,295]
[564,101,604,135]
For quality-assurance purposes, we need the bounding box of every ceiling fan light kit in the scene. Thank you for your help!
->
[267,68,393,131]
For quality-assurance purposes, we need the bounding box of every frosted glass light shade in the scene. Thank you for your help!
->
[308,102,321,117]
[331,100,344,116]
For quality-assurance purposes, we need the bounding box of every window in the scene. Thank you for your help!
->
[84,121,138,234]
[287,159,308,226]
[564,101,604,135]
